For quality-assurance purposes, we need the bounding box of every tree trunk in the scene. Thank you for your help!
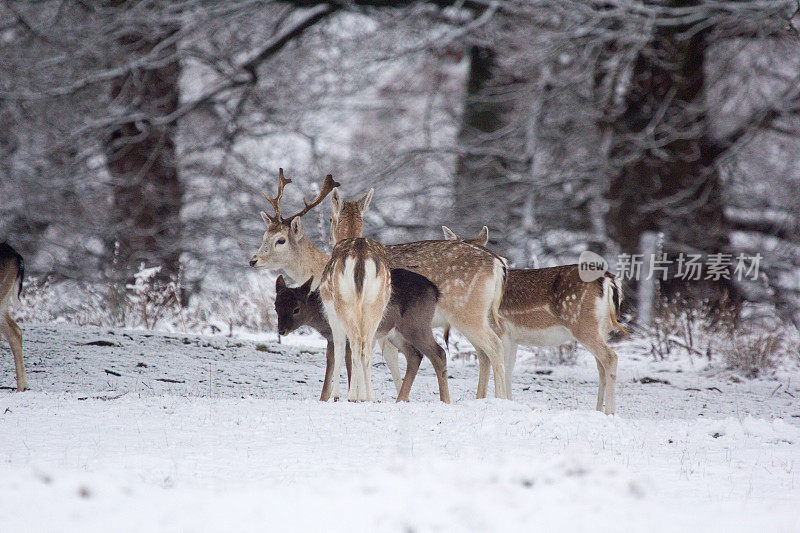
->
[454,46,516,248]
[602,25,738,308]
[104,22,183,281]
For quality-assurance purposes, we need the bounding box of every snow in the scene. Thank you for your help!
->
[1,323,799,532]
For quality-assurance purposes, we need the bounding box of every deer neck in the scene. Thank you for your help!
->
[295,236,330,290]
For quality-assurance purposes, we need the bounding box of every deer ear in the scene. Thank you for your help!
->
[290,216,303,236]
[478,226,489,246]
[260,211,271,225]
[330,188,341,213]
[442,226,458,240]
[275,275,287,293]
[300,277,314,297]
[358,188,373,213]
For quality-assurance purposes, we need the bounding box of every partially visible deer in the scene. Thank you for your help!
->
[275,269,449,402]
[249,169,339,285]
[0,242,28,391]
[275,274,352,401]
[251,169,510,399]
[442,226,625,414]
[320,235,391,402]
[250,171,403,397]
[383,239,509,399]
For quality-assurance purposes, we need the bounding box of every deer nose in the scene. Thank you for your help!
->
[278,328,287,336]
[249,257,258,267]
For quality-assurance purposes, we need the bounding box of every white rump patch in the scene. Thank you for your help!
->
[361,258,381,303]
[337,257,358,303]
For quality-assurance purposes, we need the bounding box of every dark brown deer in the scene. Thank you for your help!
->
[0,242,27,391]
[275,269,449,403]
[442,226,625,414]
[275,275,352,401]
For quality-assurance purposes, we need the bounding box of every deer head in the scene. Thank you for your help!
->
[250,169,339,273]
[441,225,489,246]
[274,275,318,336]
[329,188,373,245]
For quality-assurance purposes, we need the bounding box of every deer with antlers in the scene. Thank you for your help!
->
[441,226,625,414]
[250,170,402,399]
[1,242,28,392]
[249,168,336,282]
[251,169,510,399]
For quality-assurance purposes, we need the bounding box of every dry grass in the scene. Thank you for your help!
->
[646,297,796,377]
[719,324,786,378]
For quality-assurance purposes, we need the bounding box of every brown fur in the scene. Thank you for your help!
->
[329,188,372,246]
[250,171,336,286]
[0,243,27,391]
[442,227,624,413]
[276,270,449,403]
[321,238,392,402]
[385,239,509,399]
[333,202,364,244]
[322,190,391,402]
[252,180,509,400]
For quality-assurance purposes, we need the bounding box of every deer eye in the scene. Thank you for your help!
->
[276,238,286,245]
[292,307,300,315]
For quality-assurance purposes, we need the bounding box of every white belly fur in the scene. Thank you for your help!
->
[506,323,575,347]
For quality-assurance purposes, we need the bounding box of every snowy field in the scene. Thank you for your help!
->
[1,323,799,532]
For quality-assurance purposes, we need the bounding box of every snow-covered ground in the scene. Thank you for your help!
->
[1,323,799,532]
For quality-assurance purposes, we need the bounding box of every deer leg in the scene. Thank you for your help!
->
[330,324,348,401]
[348,334,366,402]
[400,323,451,403]
[504,341,517,401]
[577,336,617,415]
[396,342,422,403]
[321,340,350,401]
[1,313,27,392]
[476,350,490,399]
[363,334,376,402]
[380,339,403,395]
[345,340,352,389]
[421,337,450,404]
[594,358,606,412]
[468,329,507,399]
[602,344,618,415]
[320,341,335,401]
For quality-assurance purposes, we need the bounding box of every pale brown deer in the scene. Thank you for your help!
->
[322,190,457,402]
[250,170,510,399]
[320,235,391,402]
[326,188,451,401]
[249,169,338,284]
[442,226,625,414]
[0,242,27,391]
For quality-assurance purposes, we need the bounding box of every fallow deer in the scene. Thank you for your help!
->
[381,240,509,399]
[249,169,338,285]
[275,270,449,402]
[275,275,353,401]
[0,242,28,391]
[321,185,398,401]
[442,226,625,414]
[319,236,391,402]
[250,169,510,399]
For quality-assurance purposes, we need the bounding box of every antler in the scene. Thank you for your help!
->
[262,168,292,224]
[283,174,341,224]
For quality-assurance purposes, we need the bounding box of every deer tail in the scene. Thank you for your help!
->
[602,273,627,336]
